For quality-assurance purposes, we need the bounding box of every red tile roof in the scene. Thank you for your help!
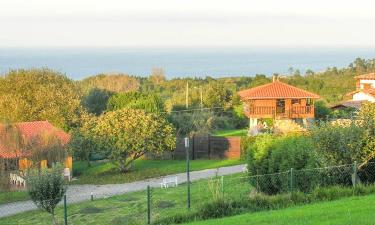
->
[355,73,375,80]
[347,88,375,97]
[0,121,70,159]
[238,80,320,100]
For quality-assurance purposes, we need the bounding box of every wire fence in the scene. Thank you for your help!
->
[1,162,375,225]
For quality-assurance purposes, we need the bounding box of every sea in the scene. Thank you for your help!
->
[0,47,374,80]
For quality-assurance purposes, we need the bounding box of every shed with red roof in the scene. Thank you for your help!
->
[0,121,72,172]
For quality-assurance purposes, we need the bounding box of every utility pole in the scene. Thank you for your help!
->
[200,87,203,109]
[186,82,189,109]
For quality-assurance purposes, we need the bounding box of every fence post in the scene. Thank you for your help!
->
[185,137,191,210]
[353,161,357,188]
[147,185,151,225]
[290,168,294,193]
[91,192,94,201]
[221,176,224,197]
[63,194,68,225]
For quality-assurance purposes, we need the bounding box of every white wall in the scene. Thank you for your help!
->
[352,92,375,102]
[360,79,375,89]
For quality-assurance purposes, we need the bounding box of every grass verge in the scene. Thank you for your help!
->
[184,194,375,225]
[212,129,247,137]
[71,159,244,185]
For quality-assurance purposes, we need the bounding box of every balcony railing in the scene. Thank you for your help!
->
[244,105,315,118]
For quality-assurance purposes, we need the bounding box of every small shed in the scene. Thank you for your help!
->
[0,121,72,173]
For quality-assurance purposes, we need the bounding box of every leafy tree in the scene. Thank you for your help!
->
[107,92,164,113]
[0,69,82,130]
[69,116,99,166]
[311,122,365,165]
[204,83,232,108]
[149,67,166,85]
[92,109,175,172]
[314,101,332,120]
[169,111,215,136]
[80,73,140,93]
[81,88,112,115]
[26,165,67,225]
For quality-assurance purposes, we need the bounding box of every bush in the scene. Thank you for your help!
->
[247,134,323,194]
[240,136,255,159]
[26,165,67,225]
[311,121,365,165]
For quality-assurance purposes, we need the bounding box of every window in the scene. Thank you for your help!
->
[292,99,301,105]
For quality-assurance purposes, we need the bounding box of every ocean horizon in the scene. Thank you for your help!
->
[0,47,374,80]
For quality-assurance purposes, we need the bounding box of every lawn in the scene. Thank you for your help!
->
[71,159,245,185]
[185,194,375,225]
[1,173,250,225]
[0,190,29,204]
[212,129,247,137]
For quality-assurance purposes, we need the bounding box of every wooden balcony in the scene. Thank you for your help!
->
[244,105,315,119]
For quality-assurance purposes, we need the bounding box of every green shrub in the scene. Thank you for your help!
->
[311,121,365,165]
[199,199,235,219]
[26,165,67,225]
[248,134,322,194]
[240,136,255,159]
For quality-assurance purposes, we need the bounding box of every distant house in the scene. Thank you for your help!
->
[347,73,375,103]
[0,121,72,173]
[332,73,375,110]
[238,78,320,135]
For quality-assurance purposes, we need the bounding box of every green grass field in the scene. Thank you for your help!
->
[185,194,375,225]
[1,173,250,225]
[71,159,244,185]
[0,191,29,205]
[212,129,247,137]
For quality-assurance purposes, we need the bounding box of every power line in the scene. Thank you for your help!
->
[158,106,226,114]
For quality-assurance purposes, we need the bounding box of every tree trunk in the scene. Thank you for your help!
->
[52,211,59,225]
[118,152,145,173]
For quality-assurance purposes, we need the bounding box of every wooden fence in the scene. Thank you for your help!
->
[146,135,241,160]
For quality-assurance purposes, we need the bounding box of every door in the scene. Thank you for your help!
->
[276,99,285,115]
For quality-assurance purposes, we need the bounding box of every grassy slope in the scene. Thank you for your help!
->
[186,194,375,225]
[71,159,244,185]
[212,129,247,137]
[2,173,249,225]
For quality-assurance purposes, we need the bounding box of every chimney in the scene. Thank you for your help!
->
[272,74,278,82]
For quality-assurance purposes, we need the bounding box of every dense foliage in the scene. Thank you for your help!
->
[89,109,176,172]
[247,134,323,194]
[107,92,164,113]
[80,73,140,93]
[81,88,113,115]
[246,103,375,194]
[0,69,82,130]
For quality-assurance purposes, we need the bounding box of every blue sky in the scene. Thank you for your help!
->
[1,0,375,48]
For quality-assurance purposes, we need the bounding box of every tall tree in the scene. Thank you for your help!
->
[92,109,175,172]
[149,67,166,85]
[81,88,112,115]
[0,69,82,130]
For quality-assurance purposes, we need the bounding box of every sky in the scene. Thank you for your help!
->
[1,0,375,48]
